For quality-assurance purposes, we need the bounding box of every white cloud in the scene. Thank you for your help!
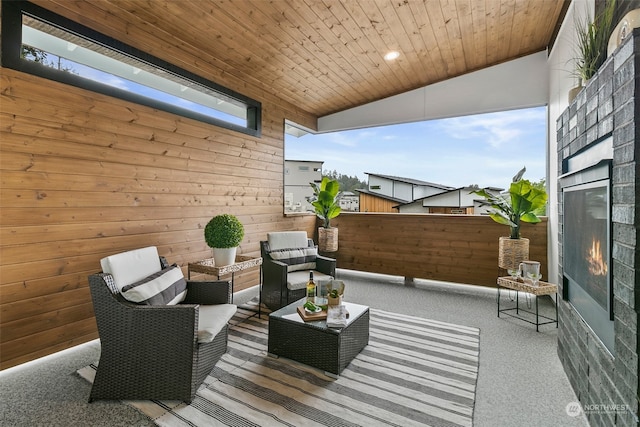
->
[438,108,545,149]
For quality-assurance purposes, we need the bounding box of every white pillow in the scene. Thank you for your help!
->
[100,246,161,292]
[269,246,317,272]
[267,231,309,250]
[120,265,187,305]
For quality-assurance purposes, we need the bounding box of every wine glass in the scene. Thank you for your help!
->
[526,272,542,286]
[507,268,520,280]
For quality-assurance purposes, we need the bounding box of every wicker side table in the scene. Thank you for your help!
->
[497,276,558,331]
[188,255,262,303]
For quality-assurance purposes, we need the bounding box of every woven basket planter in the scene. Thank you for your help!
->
[318,227,338,252]
[498,236,529,270]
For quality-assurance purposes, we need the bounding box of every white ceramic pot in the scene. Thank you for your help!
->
[212,247,237,266]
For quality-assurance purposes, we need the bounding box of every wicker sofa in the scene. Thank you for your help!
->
[87,246,236,403]
[260,231,336,310]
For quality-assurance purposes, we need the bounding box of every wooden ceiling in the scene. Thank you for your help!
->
[37,0,567,118]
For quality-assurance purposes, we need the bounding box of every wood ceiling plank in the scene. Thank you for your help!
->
[456,0,483,72]
[373,0,431,87]
[228,0,359,114]
[316,0,403,94]
[287,0,381,108]
[407,1,449,82]
[491,0,517,65]
[338,1,413,94]
[158,0,334,108]
[423,0,458,77]
[441,0,468,75]
[299,0,387,104]
[389,0,441,84]
[509,0,535,57]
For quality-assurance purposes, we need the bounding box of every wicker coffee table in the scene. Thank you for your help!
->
[268,299,369,377]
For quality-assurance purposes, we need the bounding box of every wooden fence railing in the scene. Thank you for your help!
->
[313,212,548,287]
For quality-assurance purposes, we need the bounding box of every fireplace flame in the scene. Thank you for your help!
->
[586,238,608,276]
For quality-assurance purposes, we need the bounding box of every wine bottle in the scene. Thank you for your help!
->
[306,271,316,302]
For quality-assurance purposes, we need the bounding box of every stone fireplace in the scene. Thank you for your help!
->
[556,29,639,427]
[561,155,614,353]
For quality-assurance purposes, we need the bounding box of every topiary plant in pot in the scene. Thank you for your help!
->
[204,214,244,266]
[472,167,548,273]
[309,176,342,252]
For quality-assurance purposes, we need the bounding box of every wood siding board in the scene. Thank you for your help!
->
[0,331,99,371]
[1,302,96,343]
[0,62,305,367]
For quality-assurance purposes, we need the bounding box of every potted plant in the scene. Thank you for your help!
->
[569,0,616,102]
[472,167,548,272]
[327,280,345,306]
[204,214,244,266]
[309,176,342,252]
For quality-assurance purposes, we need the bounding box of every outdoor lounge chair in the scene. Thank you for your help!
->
[87,246,236,403]
[260,231,336,310]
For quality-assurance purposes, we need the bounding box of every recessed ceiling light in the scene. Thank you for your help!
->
[384,51,400,61]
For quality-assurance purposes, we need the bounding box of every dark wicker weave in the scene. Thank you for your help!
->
[260,239,336,310]
[268,300,370,376]
[87,272,232,403]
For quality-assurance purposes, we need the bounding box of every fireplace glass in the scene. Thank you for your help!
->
[562,165,613,354]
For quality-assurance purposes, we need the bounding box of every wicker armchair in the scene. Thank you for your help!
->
[87,248,236,403]
[261,231,336,310]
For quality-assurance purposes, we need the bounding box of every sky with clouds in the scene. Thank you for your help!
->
[285,106,547,190]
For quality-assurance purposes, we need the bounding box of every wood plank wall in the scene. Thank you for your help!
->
[322,213,548,287]
[0,2,317,369]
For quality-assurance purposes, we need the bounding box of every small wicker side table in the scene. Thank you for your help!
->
[497,276,558,331]
[188,255,262,303]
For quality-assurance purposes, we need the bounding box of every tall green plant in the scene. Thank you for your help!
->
[309,177,342,228]
[472,168,548,239]
[574,0,616,82]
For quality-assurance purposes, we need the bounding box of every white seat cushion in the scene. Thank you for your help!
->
[100,246,161,292]
[197,304,237,343]
[267,231,309,251]
[287,270,333,290]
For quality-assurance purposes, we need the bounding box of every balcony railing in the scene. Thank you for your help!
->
[315,212,548,287]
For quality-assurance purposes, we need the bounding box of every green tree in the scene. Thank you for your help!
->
[323,170,367,193]
[21,46,48,63]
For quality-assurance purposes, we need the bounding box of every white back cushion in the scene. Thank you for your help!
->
[120,265,187,305]
[100,246,161,292]
[267,231,309,250]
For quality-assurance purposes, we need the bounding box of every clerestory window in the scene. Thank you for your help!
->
[1,1,261,137]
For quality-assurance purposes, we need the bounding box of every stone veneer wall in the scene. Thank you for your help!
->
[556,29,639,427]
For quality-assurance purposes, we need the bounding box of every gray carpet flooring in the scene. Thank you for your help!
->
[0,269,588,427]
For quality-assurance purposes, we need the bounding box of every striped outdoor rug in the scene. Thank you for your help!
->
[79,302,480,427]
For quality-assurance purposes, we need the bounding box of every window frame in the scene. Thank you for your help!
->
[1,0,261,137]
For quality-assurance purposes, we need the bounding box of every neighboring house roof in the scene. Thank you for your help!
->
[356,189,410,204]
[393,186,504,208]
[364,172,455,190]
[285,159,324,164]
[341,191,358,197]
